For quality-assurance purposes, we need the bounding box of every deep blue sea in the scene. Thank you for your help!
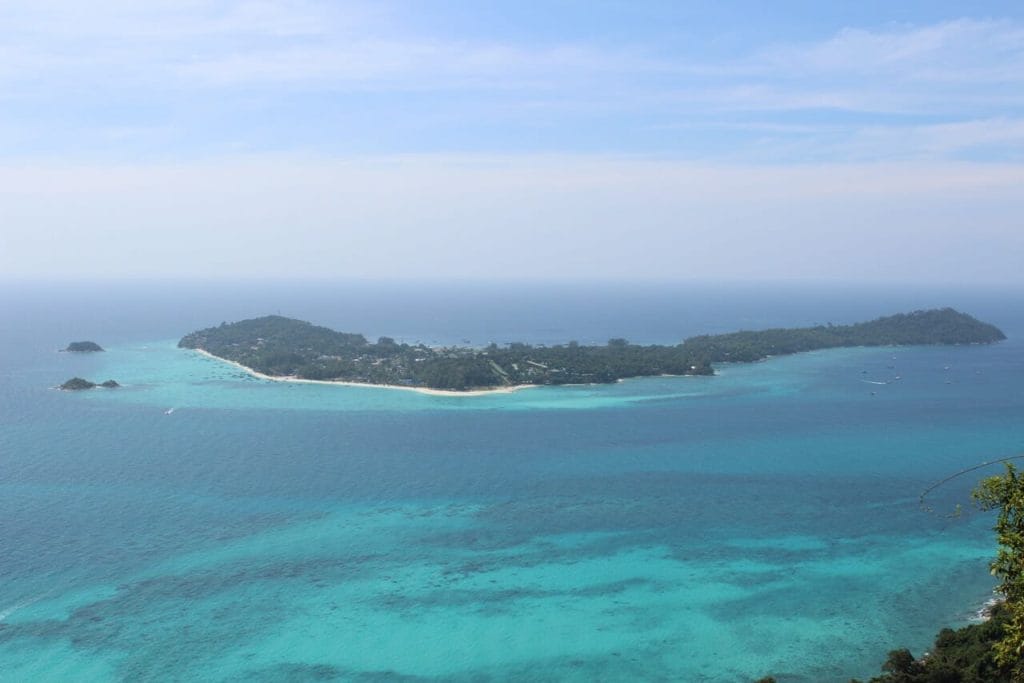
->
[2,280,1023,682]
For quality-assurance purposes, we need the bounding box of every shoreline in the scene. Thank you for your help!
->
[192,349,538,397]
[970,595,1004,623]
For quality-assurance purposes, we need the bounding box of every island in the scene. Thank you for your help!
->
[63,341,104,352]
[59,377,120,391]
[177,308,1005,392]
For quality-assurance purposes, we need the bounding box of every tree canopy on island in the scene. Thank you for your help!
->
[178,308,1005,391]
[59,377,119,390]
[64,341,104,352]
[681,308,1005,366]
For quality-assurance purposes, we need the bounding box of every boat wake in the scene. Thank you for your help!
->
[0,592,50,623]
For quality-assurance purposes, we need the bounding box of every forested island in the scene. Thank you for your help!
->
[178,308,1005,391]
[59,377,119,391]
[63,341,104,352]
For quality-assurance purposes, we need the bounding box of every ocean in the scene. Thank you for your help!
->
[1,280,1022,682]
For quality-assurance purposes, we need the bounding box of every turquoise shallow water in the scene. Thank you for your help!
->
[1,282,1022,681]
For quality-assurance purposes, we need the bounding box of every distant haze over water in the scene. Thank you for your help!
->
[4,278,1022,345]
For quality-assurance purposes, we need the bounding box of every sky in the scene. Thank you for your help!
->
[1,0,1023,283]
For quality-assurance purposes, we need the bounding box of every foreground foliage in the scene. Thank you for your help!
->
[838,464,1024,683]
[756,603,1012,682]
[974,464,1024,676]
[852,605,1011,683]
[178,308,1004,390]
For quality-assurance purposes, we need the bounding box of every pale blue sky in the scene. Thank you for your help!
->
[2,1,1023,282]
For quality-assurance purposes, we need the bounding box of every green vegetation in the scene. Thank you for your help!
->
[821,463,1024,683]
[60,377,96,390]
[64,341,104,352]
[846,606,1012,682]
[59,377,119,390]
[179,315,708,389]
[974,464,1024,676]
[178,308,1004,391]
[681,308,1005,366]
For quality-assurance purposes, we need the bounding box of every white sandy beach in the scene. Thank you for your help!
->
[192,349,537,397]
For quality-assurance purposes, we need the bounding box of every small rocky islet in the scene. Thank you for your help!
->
[59,377,120,391]
[63,341,104,352]
[59,340,117,389]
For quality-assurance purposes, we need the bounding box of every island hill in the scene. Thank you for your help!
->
[63,341,104,352]
[177,308,1005,392]
[60,377,119,391]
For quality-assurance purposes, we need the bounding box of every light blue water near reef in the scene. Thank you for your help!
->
[1,281,1023,682]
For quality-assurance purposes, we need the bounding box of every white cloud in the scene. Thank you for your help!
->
[2,6,1021,284]
[0,0,643,94]
[1,5,1024,163]
[665,20,1024,119]
[172,41,642,91]
[841,118,1024,160]
[3,4,1018,101]
[758,19,1024,79]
